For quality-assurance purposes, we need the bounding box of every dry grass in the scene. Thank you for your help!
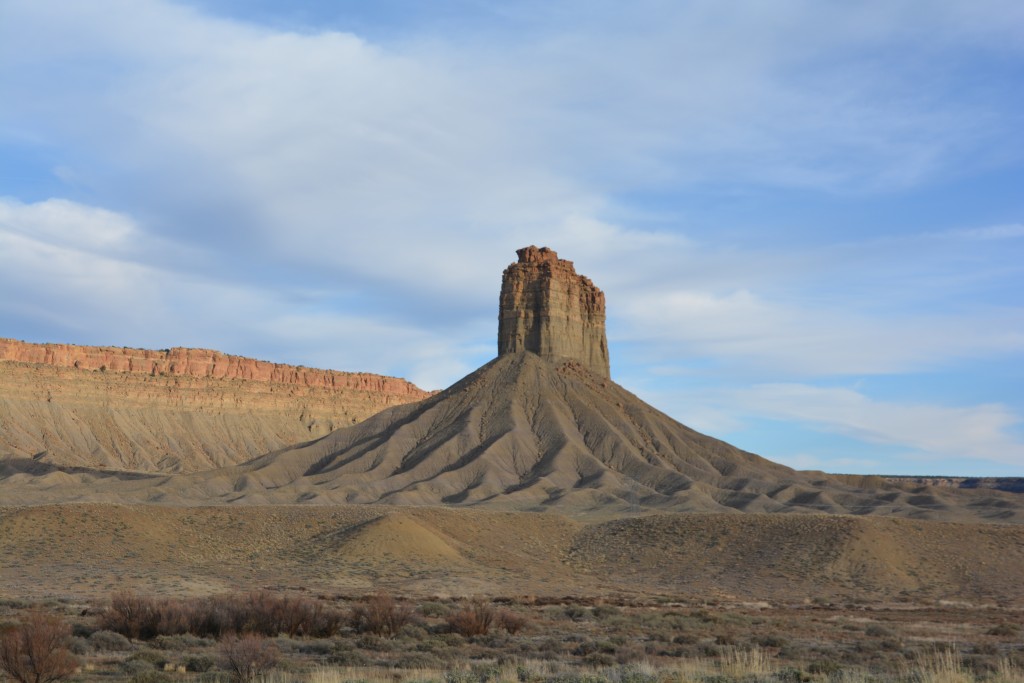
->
[170,653,1024,683]
[3,591,1023,683]
[717,647,776,679]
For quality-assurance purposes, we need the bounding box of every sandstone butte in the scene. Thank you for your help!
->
[0,338,431,473]
[63,245,1005,523]
[498,245,610,378]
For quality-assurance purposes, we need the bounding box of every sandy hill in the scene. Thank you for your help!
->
[2,503,1023,604]
[0,339,430,473]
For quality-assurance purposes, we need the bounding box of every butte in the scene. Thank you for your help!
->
[132,246,1016,521]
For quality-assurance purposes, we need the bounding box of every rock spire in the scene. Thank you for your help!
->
[498,246,610,378]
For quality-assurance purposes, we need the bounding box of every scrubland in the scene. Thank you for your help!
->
[2,591,1022,683]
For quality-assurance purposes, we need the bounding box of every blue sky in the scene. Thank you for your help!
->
[1,0,1022,476]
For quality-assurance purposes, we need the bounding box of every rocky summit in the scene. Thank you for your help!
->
[498,245,610,378]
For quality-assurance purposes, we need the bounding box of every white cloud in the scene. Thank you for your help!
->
[3,0,1021,300]
[0,201,154,311]
[0,198,136,250]
[953,224,1024,241]
[730,383,1024,467]
[0,196,482,385]
[616,285,1024,376]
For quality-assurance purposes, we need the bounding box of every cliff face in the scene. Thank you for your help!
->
[0,339,430,473]
[498,246,610,378]
[0,339,419,394]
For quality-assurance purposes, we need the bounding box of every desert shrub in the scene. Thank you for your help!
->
[774,666,809,683]
[102,590,162,640]
[807,660,842,676]
[573,641,611,657]
[865,624,894,637]
[758,635,789,648]
[419,602,451,618]
[613,644,647,664]
[477,631,512,649]
[497,610,529,635]
[120,659,156,677]
[245,590,344,638]
[89,629,132,651]
[99,590,345,640]
[130,673,173,683]
[219,634,279,683]
[592,605,622,621]
[0,611,79,683]
[445,671,477,683]
[296,639,333,655]
[395,652,445,669]
[350,594,415,638]
[538,637,565,654]
[69,622,94,639]
[152,633,212,650]
[398,624,430,640]
[326,643,370,667]
[564,606,589,622]
[545,673,608,683]
[184,654,216,672]
[879,638,904,652]
[700,644,721,657]
[356,634,397,651]
[963,653,999,674]
[583,653,617,667]
[988,623,1020,637]
[447,600,496,637]
[66,636,89,656]
[435,632,466,647]
[609,664,658,683]
[126,649,169,669]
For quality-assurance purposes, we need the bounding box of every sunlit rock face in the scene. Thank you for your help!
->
[498,246,610,379]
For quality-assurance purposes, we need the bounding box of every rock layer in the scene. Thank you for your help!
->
[0,339,421,394]
[0,339,430,473]
[498,246,610,378]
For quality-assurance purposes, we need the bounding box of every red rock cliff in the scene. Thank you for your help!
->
[0,339,431,473]
[498,246,610,378]
[0,339,424,396]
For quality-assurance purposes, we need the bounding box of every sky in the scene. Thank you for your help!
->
[1,0,1022,477]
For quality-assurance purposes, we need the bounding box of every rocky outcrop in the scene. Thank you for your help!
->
[0,339,422,395]
[0,339,431,473]
[498,246,610,378]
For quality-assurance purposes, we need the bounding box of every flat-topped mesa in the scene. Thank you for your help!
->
[498,246,610,378]
[0,338,426,396]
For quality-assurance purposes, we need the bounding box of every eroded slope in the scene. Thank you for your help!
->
[0,339,430,472]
